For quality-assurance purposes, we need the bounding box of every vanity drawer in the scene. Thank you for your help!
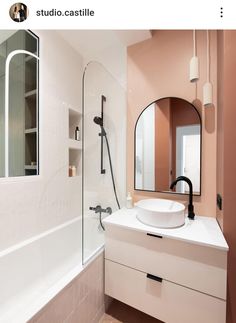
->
[105,260,226,323]
[105,225,227,299]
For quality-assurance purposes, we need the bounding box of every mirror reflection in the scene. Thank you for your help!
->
[0,30,39,177]
[135,97,201,195]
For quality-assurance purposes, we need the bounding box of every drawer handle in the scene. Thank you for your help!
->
[147,233,163,239]
[147,273,163,283]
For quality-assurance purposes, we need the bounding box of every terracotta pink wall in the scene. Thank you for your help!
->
[216,30,224,229]
[170,98,200,182]
[155,99,171,190]
[217,30,236,323]
[127,30,217,217]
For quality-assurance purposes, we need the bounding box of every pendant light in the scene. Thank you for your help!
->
[189,30,199,82]
[203,30,213,106]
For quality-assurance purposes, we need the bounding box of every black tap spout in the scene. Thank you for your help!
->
[170,176,195,220]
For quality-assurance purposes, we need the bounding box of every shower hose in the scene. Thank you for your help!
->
[103,130,121,210]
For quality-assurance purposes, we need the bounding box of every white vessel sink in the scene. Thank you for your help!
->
[135,198,185,228]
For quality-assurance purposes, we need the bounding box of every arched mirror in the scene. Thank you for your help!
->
[134,97,201,195]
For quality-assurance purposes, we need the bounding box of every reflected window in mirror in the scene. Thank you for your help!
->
[134,97,201,195]
[0,30,39,177]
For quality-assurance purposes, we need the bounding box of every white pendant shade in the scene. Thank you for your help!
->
[189,30,199,83]
[203,82,213,106]
[189,56,199,82]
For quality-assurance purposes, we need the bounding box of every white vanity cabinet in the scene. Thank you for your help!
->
[104,208,228,323]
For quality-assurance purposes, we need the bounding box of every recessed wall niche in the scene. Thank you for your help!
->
[68,108,81,177]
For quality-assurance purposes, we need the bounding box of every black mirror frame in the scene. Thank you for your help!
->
[134,96,202,196]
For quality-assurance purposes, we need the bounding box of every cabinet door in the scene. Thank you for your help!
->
[105,260,226,323]
[105,225,227,299]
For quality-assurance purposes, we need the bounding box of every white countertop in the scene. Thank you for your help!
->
[103,207,229,251]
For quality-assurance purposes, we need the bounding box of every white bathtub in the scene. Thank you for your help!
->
[0,217,103,323]
[83,215,105,262]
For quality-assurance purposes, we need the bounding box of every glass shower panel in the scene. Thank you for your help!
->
[82,62,125,264]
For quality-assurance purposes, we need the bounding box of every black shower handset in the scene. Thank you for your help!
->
[93,116,106,136]
[93,116,103,126]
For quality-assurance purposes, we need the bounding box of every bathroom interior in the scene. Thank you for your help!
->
[0,29,235,323]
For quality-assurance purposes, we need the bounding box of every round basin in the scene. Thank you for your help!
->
[135,198,185,228]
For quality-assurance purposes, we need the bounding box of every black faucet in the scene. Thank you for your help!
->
[170,176,195,220]
[89,205,112,231]
[89,205,112,215]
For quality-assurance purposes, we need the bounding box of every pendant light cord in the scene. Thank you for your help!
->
[206,30,210,82]
[193,30,196,56]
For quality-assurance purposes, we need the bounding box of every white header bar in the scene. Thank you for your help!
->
[1,0,235,29]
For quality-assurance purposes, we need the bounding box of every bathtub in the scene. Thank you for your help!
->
[0,217,104,323]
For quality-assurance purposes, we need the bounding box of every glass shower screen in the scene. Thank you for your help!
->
[82,61,125,264]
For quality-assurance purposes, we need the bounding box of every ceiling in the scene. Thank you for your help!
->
[57,30,151,58]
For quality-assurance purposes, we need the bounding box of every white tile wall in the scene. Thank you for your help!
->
[0,30,126,322]
[0,30,83,251]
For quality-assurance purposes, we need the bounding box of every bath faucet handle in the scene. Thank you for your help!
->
[89,205,112,215]
[106,207,112,215]
[89,205,101,213]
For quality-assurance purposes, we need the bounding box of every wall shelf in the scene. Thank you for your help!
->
[68,108,81,177]
[68,139,82,150]
[24,165,37,170]
[69,108,81,140]
[25,128,37,134]
[25,89,37,98]
[68,148,80,177]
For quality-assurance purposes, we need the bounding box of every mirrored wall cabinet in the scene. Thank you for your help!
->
[0,30,39,177]
[134,97,201,195]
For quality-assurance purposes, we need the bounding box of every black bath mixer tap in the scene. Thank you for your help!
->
[89,205,112,215]
[89,205,112,232]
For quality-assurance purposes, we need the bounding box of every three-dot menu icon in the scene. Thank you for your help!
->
[220,7,223,18]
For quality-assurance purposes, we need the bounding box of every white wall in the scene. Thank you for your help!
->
[83,51,127,209]
[0,30,83,251]
[57,32,128,223]
[0,29,127,263]
[57,32,127,214]
[0,29,127,320]
[57,30,151,90]
[83,44,127,89]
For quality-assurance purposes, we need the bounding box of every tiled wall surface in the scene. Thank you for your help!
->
[29,253,105,323]
[0,30,83,251]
